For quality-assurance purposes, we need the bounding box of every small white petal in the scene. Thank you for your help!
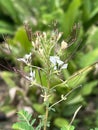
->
[25,76,32,81]
[61,63,68,69]
[17,58,27,64]
[54,66,57,70]
[25,69,35,81]
[56,59,64,66]
[24,53,32,59]
[50,55,68,70]
[30,70,35,78]
[50,56,60,65]
[17,53,32,65]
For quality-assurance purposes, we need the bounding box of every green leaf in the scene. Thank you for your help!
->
[87,27,98,48]
[82,0,92,22]
[61,0,82,37]
[0,21,15,34]
[13,27,32,53]
[61,127,68,130]
[62,104,81,116]
[0,0,20,23]
[78,49,98,67]
[56,62,96,89]
[82,81,98,96]
[31,119,36,126]
[90,128,98,130]
[33,103,44,114]
[90,7,98,19]
[35,70,48,87]
[61,125,75,130]
[12,122,34,130]
[67,95,83,105]
[54,117,69,128]
[12,110,35,130]
[18,110,32,122]
[0,28,14,35]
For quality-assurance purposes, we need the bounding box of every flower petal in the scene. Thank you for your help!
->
[50,55,68,70]
[61,63,68,69]
[50,56,60,64]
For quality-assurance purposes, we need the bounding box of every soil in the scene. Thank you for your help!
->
[0,79,16,130]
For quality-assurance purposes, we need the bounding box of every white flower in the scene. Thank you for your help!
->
[25,69,35,81]
[49,56,68,70]
[17,53,32,65]
[17,58,27,63]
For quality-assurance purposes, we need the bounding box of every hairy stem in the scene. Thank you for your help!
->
[44,106,49,130]
[43,60,50,130]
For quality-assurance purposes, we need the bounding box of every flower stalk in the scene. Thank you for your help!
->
[43,58,51,130]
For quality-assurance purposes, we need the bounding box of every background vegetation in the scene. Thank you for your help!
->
[0,0,98,129]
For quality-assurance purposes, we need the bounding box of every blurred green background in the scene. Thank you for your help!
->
[0,0,98,130]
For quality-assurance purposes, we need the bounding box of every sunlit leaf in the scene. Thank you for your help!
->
[54,117,69,128]
[13,27,32,53]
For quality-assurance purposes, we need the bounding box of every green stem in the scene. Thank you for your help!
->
[44,106,49,130]
[43,60,51,130]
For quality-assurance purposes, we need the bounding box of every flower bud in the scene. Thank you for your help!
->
[61,41,68,50]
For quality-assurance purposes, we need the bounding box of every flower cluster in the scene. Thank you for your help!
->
[17,52,32,65]
[17,53,35,82]
[17,31,68,83]
[50,56,68,70]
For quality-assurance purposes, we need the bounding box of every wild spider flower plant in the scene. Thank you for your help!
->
[12,30,79,130]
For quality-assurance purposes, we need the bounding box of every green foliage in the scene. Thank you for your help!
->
[0,0,98,36]
[61,125,75,130]
[12,110,35,130]
[33,103,44,114]
[0,0,20,23]
[81,81,98,96]
[77,49,98,67]
[0,26,98,129]
[90,128,98,130]
[0,21,15,34]
[12,110,74,130]
[0,71,16,88]
[0,0,98,130]
[61,0,82,37]
[13,109,98,130]
[10,28,97,130]
[54,117,69,128]
[13,27,32,53]
[82,0,98,29]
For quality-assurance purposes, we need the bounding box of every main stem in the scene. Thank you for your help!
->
[43,60,50,130]
[44,105,49,130]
